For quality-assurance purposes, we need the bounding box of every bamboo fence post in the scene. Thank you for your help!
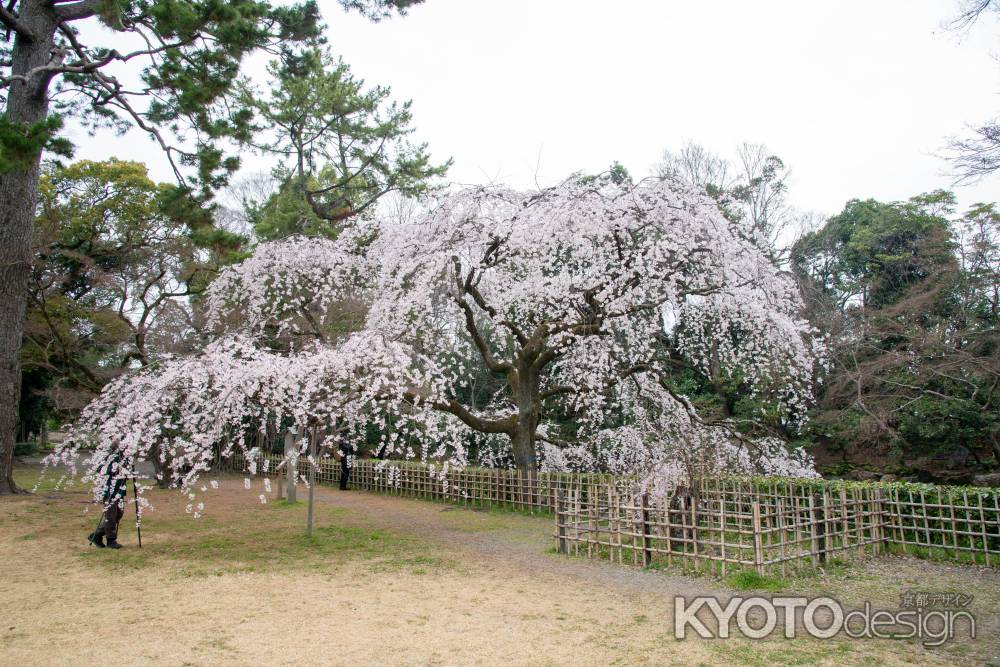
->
[899,489,920,554]
[978,493,991,567]
[586,484,594,558]
[690,491,700,572]
[874,488,883,556]
[950,493,960,559]
[629,493,639,566]
[793,491,803,566]
[920,490,932,551]
[824,488,834,559]
[719,484,727,577]
[994,493,1000,563]
[517,469,523,509]
[895,487,905,552]
[573,490,580,556]
[662,490,674,570]
[751,497,763,575]
[854,487,864,559]
[680,491,691,568]
[777,497,786,577]
[607,484,621,564]
[838,487,849,554]
[640,492,652,567]
[814,492,827,566]
[556,490,567,554]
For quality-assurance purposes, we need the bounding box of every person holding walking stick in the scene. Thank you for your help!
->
[88,452,127,549]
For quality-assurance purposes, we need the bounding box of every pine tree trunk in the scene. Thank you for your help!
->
[0,124,39,496]
[0,3,58,494]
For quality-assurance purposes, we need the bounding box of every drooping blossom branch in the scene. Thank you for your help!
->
[53,175,824,510]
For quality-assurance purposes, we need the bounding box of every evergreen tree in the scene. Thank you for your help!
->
[0,0,421,493]
[242,48,449,240]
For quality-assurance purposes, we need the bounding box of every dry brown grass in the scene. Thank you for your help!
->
[1,464,997,666]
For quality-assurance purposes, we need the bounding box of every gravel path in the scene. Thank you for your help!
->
[308,483,728,600]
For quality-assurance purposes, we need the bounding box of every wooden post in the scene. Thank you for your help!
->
[751,497,763,575]
[853,487,863,558]
[979,492,991,567]
[792,491,803,569]
[690,491,700,572]
[839,487,850,553]
[284,429,297,504]
[517,469,523,509]
[556,490,567,554]
[607,484,621,564]
[570,489,580,556]
[950,494,960,559]
[873,488,883,556]
[897,488,909,555]
[306,427,316,537]
[586,484,595,558]
[640,492,652,567]
[676,491,688,560]
[275,459,284,500]
[813,492,826,565]
[719,484,727,576]
[777,497,786,577]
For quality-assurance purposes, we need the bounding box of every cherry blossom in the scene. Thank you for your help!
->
[50,175,823,509]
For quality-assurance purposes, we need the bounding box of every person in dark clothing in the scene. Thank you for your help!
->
[89,455,127,549]
[337,440,356,490]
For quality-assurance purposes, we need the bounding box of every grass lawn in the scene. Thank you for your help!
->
[1,464,997,666]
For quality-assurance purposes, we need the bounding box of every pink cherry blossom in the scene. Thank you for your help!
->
[49,176,822,509]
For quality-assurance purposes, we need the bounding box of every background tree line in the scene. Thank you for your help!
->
[1,0,442,493]
[16,137,1000,485]
[651,141,999,484]
[5,0,1000,487]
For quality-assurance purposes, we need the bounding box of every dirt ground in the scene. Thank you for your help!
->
[1,464,998,666]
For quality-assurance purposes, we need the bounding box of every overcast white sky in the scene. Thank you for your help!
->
[68,0,1000,218]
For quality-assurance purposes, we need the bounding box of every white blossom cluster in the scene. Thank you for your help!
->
[48,333,452,511]
[203,231,373,337]
[540,377,818,496]
[51,176,824,509]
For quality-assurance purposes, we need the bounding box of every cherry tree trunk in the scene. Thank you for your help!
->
[510,359,540,474]
[0,5,58,494]
[511,422,538,473]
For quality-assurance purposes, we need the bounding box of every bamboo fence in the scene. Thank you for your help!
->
[555,478,1000,575]
[227,454,1000,574]
[227,453,612,513]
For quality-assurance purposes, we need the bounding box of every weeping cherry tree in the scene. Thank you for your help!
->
[50,175,822,517]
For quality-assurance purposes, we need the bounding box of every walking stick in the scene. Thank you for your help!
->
[132,478,142,548]
[89,509,104,547]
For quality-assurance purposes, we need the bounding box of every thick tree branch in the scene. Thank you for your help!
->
[53,0,103,22]
[401,390,514,435]
[0,4,34,40]
[454,295,512,374]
